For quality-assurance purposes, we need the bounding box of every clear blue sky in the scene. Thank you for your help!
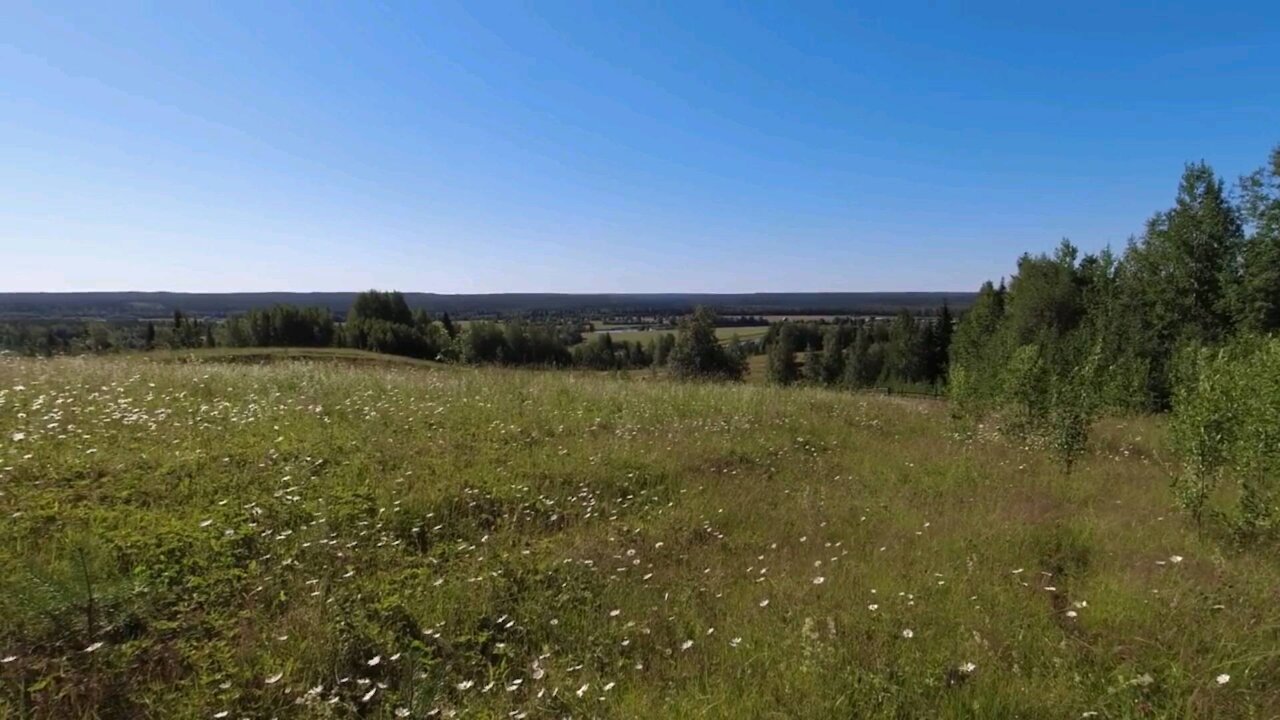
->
[2,1,1278,293]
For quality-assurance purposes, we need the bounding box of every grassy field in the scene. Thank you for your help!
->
[1,356,1277,719]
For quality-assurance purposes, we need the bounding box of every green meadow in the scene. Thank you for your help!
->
[1,356,1276,718]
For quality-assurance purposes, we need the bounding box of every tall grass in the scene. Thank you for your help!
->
[0,356,1275,718]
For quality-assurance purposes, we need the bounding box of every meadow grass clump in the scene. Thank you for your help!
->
[1,356,1277,718]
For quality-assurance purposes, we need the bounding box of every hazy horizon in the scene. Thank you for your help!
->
[0,289,977,296]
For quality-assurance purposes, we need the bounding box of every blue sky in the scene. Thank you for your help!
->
[2,1,1278,293]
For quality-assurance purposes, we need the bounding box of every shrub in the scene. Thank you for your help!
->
[1170,337,1280,537]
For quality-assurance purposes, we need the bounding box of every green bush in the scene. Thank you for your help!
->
[1170,337,1280,537]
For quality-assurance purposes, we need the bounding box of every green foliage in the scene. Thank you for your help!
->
[652,332,676,367]
[571,331,650,370]
[949,281,1007,414]
[667,307,744,380]
[951,245,1101,463]
[1236,147,1280,333]
[801,343,822,384]
[1170,337,1280,537]
[222,305,336,348]
[349,289,414,326]
[841,325,883,388]
[817,325,847,384]
[765,323,799,385]
[1048,375,1091,474]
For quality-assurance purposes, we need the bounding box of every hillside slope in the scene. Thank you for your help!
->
[0,358,1274,718]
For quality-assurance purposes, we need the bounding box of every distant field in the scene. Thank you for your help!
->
[1,357,1275,718]
[585,326,769,345]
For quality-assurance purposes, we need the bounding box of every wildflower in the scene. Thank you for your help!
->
[1216,673,1230,685]
[1065,610,1078,619]
[576,683,589,697]
[1169,555,1184,564]
[10,432,25,442]
[265,672,283,685]
[609,609,621,617]
[680,639,694,651]
[758,599,769,608]
[958,662,976,674]
[199,519,214,528]
[395,709,411,718]
[867,604,878,611]
[812,576,825,585]
[361,686,377,702]
[729,637,742,648]
[603,681,615,691]
[456,680,474,691]
[214,713,229,719]
[1,656,17,663]
[84,641,105,653]
[901,629,914,639]
[367,655,381,666]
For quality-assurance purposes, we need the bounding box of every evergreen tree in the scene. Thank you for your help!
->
[927,300,954,384]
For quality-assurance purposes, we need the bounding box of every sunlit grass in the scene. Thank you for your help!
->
[0,356,1275,718]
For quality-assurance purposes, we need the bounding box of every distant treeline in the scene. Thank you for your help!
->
[760,308,953,392]
[0,291,974,322]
